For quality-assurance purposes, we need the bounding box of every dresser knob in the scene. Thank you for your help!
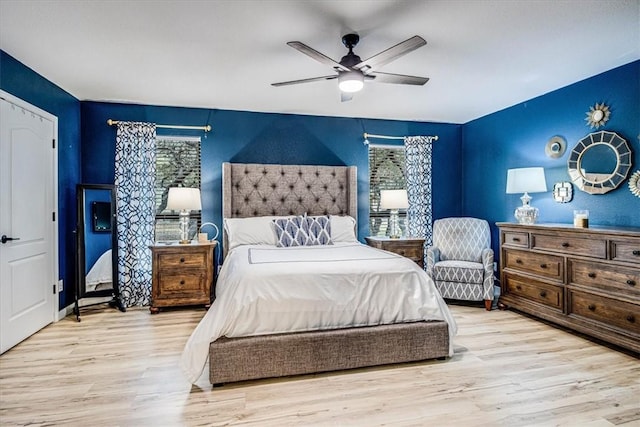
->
[633,250,640,256]
[588,304,596,311]
[516,285,522,291]
[540,264,547,269]
[399,250,405,255]
[588,272,596,278]
[180,280,185,285]
[626,280,636,286]
[627,315,635,323]
[539,291,547,298]
[516,259,523,264]
[561,242,570,248]
[513,237,520,242]
[180,257,185,263]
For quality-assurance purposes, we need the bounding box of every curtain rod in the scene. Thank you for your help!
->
[107,119,211,132]
[363,132,438,145]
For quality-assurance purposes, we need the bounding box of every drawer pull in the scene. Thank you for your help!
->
[587,272,596,278]
[516,285,522,291]
[587,304,596,311]
[180,280,185,285]
[626,280,636,286]
[633,250,640,256]
[399,250,405,255]
[180,257,185,263]
[539,291,547,298]
[512,237,521,242]
[515,259,523,264]
[561,242,570,248]
[540,264,547,269]
[627,315,636,323]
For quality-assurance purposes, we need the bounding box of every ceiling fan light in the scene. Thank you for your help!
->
[338,71,364,93]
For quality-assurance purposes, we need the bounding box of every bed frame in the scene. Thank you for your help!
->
[209,162,450,385]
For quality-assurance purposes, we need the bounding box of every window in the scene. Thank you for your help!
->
[368,145,407,237]
[154,136,201,241]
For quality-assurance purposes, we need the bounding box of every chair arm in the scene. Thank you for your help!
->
[425,247,440,278]
[481,248,495,299]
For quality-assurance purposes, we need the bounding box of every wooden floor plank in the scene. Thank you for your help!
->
[1,305,638,426]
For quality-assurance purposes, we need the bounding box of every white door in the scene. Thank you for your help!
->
[0,92,58,354]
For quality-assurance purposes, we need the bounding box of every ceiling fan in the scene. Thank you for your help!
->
[272,34,429,102]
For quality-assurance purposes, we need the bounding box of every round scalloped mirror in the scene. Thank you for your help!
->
[567,131,632,195]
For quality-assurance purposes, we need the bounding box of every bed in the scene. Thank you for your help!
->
[180,162,456,385]
[85,249,113,292]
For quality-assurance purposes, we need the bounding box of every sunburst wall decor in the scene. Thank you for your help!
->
[585,102,611,129]
[629,170,640,198]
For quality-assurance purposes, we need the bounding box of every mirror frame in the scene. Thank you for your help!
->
[567,131,632,195]
[74,183,124,320]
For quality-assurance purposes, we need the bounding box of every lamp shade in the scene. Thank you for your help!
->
[380,189,409,210]
[166,187,202,211]
[338,71,364,93]
[506,168,547,194]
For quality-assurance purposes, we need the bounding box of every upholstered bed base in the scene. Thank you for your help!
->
[209,321,449,385]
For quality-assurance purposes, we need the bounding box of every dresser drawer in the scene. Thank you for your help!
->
[532,233,606,259]
[504,273,563,310]
[569,290,640,335]
[504,249,563,281]
[569,259,640,297]
[502,231,529,248]
[610,240,640,264]
[157,251,207,269]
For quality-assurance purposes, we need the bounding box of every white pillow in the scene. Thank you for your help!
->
[224,216,292,251]
[329,215,358,243]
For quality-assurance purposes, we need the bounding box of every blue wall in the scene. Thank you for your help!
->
[463,61,640,255]
[0,50,81,309]
[81,102,462,242]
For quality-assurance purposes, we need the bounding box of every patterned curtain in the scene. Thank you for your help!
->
[115,122,156,307]
[404,136,434,256]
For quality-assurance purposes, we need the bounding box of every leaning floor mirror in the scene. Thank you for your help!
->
[74,184,125,321]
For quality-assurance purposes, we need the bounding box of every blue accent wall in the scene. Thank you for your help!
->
[81,102,462,242]
[0,50,81,309]
[462,61,640,257]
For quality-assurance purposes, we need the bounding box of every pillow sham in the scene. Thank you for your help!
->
[273,216,310,247]
[329,215,358,243]
[224,216,291,251]
[305,215,332,245]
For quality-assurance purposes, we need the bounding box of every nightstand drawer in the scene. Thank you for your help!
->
[389,243,422,260]
[569,259,640,297]
[504,273,563,310]
[569,290,640,335]
[158,273,205,293]
[532,233,606,259]
[504,249,563,281]
[364,237,425,268]
[157,251,207,269]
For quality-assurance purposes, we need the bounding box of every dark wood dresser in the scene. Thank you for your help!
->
[497,222,639,353]
[364,236,425,268]
[150,242,216,313]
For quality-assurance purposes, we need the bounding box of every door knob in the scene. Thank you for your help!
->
[1,235,20,244]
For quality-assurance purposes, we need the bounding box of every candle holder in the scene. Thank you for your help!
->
[573,210,589,228]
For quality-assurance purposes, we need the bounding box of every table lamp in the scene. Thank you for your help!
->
[506,167,547,224]
[166,187,202,243]
[380,189,409,238]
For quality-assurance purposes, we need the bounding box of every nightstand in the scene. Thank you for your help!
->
[149,242,216,313]
[364,236,425,268]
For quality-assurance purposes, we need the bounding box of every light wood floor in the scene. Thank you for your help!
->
[1,304,638,427]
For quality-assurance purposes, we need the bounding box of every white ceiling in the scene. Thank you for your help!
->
[1,0,638,124]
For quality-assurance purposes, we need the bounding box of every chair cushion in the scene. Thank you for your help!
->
[433,260,484,284]
[432,217,490,262]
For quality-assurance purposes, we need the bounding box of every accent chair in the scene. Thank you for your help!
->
[426,217,494,310]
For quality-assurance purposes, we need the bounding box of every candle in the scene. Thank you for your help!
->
[573,210,589,228]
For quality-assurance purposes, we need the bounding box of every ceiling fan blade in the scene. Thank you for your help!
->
[354,36,426,72]
[272,75,338,87]
[341,92,354,102]
[287,41,350,72]
[369,71,429,86]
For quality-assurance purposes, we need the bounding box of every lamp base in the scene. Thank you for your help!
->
[514,192,539,224]
[388,209,401,239]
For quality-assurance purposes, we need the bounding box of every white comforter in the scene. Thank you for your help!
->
[180,242,457,384]
[85,249,112,292]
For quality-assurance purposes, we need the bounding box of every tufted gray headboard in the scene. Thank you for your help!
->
[222,162,357,255]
